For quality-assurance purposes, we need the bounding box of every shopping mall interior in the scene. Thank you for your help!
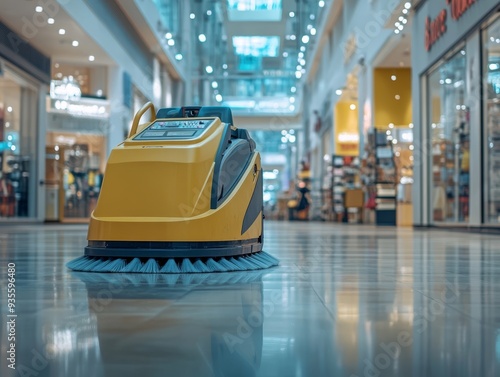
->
[0,0,500,376]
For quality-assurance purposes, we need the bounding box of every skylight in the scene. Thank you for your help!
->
[227,0,282,21]
[227,0,281,11]
[232,36,280,57]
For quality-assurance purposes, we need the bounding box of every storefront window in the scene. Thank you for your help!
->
[0,74,36,218]
[46,78,109,222]
[45,133,105,221]
[484,16,500,224]
[428,49,469,223]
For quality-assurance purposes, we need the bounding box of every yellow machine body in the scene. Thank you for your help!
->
[85,103,263,259]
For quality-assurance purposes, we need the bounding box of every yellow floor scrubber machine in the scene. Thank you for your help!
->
[67,102,279,273]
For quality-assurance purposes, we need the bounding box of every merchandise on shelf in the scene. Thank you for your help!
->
[374,130,397,225]
[330,155,361,222]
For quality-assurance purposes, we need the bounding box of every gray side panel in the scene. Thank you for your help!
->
[241,170,263,235]
[216,140,252,205]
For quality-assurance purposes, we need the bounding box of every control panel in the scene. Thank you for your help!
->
[133,119,215,140]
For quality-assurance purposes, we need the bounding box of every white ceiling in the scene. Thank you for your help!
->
[0,0,114,66]
[374,33,412,69]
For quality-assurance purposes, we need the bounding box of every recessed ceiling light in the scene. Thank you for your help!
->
[350,104,356,110]
[207,10,212,16]
[7,106,13,112]
[165,32,172,39]
[198,34,206,42]
[58,29,65,35]
[300,46,306,52]
[205,65,213,74]
[319,1,325,7]
[283,52,288,58]
[212,81,218,89]
[222,64,228,69]
[310,28,317,35]
[167,39,175,46]
[35,6,43,12]
[289,11,295,17]
[391,75,397,81]
[175,53,183,60]
[88,55,95,61]
[48,18,54,24]
[72,40,79,47]
[302,35,310,44]
[215,94,223,102]
[190,13,195,19]
[290,35,296,41]
[395,94,401,100]
[291,86,297,93]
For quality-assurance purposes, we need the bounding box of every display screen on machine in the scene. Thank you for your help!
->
[133,119,215,140]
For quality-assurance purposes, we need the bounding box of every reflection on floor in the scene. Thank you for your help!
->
[0,221,499,377]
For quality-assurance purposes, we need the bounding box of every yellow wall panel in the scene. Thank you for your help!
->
[334,101,359,156]
[374,68,412,129]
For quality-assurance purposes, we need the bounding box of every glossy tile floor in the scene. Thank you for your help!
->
[1,221,500,377]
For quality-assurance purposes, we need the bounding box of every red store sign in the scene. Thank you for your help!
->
[425,0,477,51]
[447,0,476,20]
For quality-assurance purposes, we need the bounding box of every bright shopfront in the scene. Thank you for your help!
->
[413,0,500,227]
[0,22,49,221]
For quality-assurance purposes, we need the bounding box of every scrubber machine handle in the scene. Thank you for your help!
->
[128,101,156,138]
